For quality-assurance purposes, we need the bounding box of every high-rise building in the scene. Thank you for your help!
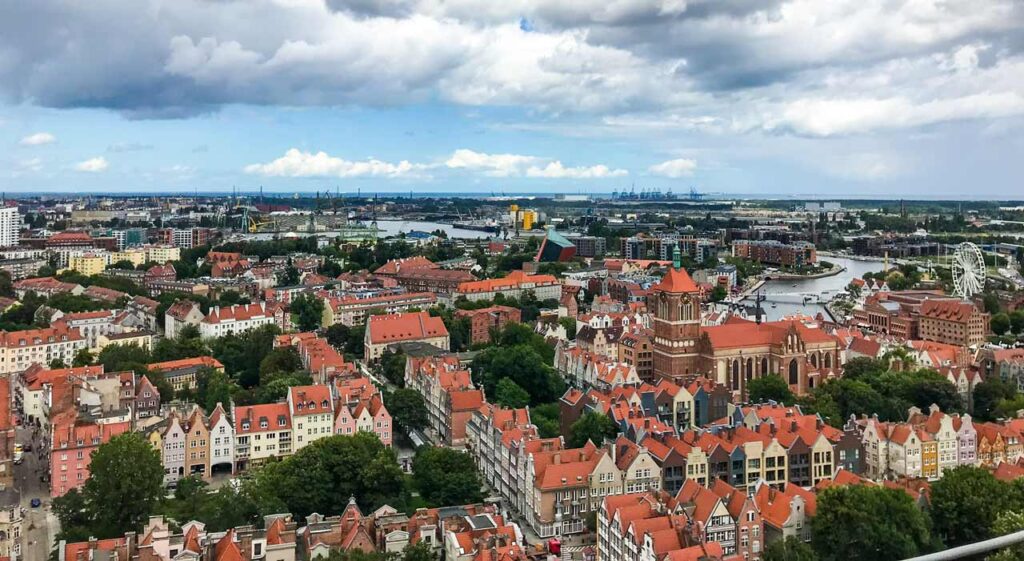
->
[0,205,20,248]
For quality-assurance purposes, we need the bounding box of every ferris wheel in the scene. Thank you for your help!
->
[951,242,986,300]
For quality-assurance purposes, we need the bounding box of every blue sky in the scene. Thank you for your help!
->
[2,0,1023,198]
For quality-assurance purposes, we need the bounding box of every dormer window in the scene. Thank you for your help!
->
[242,422,250,430]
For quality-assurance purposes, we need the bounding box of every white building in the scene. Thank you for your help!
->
[209,403,234,474]
[0,326,87,375]
[199,303,284,340]
[0,206,20,248]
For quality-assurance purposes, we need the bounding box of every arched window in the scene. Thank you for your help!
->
[732,360,740,390]
[810,354,818,368]
[789,359,799,385]
[761,357,769,375]
[824,353,832,369]
[746,358,754,382]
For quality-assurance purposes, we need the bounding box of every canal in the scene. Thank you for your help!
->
[744,256,886,321]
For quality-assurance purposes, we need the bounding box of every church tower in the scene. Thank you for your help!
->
[651,253,702,383]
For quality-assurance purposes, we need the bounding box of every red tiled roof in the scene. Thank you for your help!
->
[204,302,280,323]
[920,299,980,322]
[366,311,448,344]
[235,402,291,433]
[289,385,333,416]
[456,270,558,294]
[374,256,436,275]
[148,356,223,372]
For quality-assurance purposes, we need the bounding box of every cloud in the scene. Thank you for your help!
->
[648,157,697,177]
[444,149,540,177]
[19,132,56,146]
[75,157,109,172]
[525,161,628,178]
[244,148,428,179]
[445,149,625,178]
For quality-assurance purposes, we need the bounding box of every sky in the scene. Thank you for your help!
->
[1,0,1023,198]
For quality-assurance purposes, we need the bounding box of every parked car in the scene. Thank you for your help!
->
[30,498,41,508]
[22,443,31,452]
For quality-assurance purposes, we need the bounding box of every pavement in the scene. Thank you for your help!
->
[15,425,60,561]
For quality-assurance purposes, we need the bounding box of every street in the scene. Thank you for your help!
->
[15,425,60,561]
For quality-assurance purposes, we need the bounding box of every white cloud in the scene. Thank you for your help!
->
[445,148,625,178]
[648,157,697,177]
[244,149,428,178]
[19,132,56,146]
[770,92,1024,137]
[444,149,540,177]
[75,157,109,172]
[525,161,627,178]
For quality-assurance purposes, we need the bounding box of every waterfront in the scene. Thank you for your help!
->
[743,256,886,321]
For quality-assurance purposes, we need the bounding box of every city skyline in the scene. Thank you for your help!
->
[2,1,1023,197]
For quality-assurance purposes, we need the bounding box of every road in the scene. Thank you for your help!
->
[15,425,60,561]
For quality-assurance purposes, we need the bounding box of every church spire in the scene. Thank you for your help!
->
[672,244,681,270]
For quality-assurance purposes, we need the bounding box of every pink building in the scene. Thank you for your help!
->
[49,415,130,497]
[334,376,393,447]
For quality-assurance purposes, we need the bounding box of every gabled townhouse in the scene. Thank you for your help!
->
[287,385,334,451]
[135,375,161,419]
[162,413,187,486]
[334,377,393,447]
[675,479,736,554]
[753,480,816,544]
[183,406,211,479]
[209,403,234,475]
[614,437,662,494]
[709,479,763,561]
[526,441,604,537]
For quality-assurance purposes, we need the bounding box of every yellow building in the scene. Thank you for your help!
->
[68,253,110,275]
[145,244,181,263]
[111,248,147,267]
[98,331,154,353]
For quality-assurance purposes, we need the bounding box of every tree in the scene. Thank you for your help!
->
[764,537,818,561]
[97,343,151,372]
[972,375,1018,422]
[472,345,564,405]
[530,403,561,439]
[984,292,1002,314]
[292,293,325,332]
[812,485,933,561]
[989,511,1024,561]
[259,347,304,379]
[412,446,483,507]
[72,348,95,367]
[494,378,530,408]
[52,489,92,543]
[1012,310,1024,334]
[569,412,618,448]
[386,388,428,434]
[324,324,352,349]
[747,375,795,405]
[198,368,237,414]
[167,476,210,523]
[379,350,407,387]
[930,466,1012,546]
[83,432,164,537]
[710,285,727,302]
[255,432,406,518]
[993,313,1012,336]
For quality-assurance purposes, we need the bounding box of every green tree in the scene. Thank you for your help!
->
[710,285,727,302]
[83,432,164,537]
[764,537,818,561]
[97,342,152,372]
[569,412,618,448]
[198,368,237,414]
[167,476,210,523]
[812,485,933,561]
[930,466,1012,546]
[747,375,796,405]
[472,345,564,405]
[973,376,1018,422]
[292,293,326,332]
[379,350,407,387]
[984,292,1002,314]
[1011,310,1024,334]
[255,432,405,518]
[412,446,483,507]
[494,378,530,408]
[259,347,304,379]
[993,313,1012,336]
[52,489,92,543]
[324,324,352,349]
[386,388,428,434]
[530,403,561,438]
[72,348,95,367]
[989,511,1024,561]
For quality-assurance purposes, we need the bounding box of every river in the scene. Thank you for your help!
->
[742,256,885,321]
